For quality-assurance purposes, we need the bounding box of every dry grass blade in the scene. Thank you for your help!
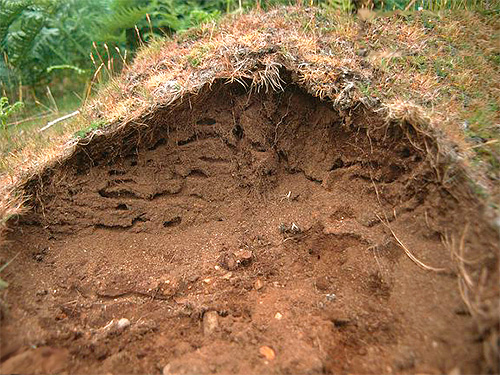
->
[446,224,498,322]
[0,252,20,274]
[457,223,474,287]
[0,192,28,227]
[376,214,446,272]
[39,110,81,132]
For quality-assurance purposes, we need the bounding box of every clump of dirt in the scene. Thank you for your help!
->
[0,80,496,374]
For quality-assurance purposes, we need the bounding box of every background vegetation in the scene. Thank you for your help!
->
[1,0,496,102]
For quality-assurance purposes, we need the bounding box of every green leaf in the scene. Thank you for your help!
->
[0,0,29,47]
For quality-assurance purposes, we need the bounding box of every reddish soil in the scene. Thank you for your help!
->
[0,81,490,374]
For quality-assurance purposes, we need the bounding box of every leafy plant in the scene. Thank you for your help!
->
[0,0,110,97]
[95,0,222,49]
[0,0,226,99]
[73,120,106,139]
[0,96,23,131]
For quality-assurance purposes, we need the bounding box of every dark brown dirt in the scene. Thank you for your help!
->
[0,81,494,374]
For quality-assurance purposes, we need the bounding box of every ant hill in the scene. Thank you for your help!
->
[0,7,498,375]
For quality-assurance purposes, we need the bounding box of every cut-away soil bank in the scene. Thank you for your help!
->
[0,80,498,374]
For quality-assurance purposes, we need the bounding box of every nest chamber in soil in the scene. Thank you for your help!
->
[0,80,486,374]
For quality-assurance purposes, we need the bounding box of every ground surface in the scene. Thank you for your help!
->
[0,83,486,374]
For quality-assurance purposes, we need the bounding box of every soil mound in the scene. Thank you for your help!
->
[0,81,496,374]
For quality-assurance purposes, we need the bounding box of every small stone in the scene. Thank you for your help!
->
[187,275,199,283]
[259,346,276,361]
[254,279,264,290]
[274,312,283,320]
[219,252,237,270]
[315,276,330,291]
[219,250,253,270]
[116,318,131,330]
[155,277,182,298]
[326,293,336,302]
[203,311,219,336]
[93,344,109,360]
[233,249,253,266]
[203,278,211,284]
[222,272,232,280]
[106,318,131,336]
[164,358,210,375]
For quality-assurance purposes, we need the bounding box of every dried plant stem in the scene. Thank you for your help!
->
[458,223,474,287]
[376,214,446,272]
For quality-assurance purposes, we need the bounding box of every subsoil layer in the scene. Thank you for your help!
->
[0,81,488,374]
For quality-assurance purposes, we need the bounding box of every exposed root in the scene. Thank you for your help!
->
[251,60,284,93]
[443,224,500,373]
[0,191,28,229]
[376,214,446,273]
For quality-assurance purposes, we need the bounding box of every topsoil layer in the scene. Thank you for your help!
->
[0,81,492,374]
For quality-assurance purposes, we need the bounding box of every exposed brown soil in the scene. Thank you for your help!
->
[0,81,495,374]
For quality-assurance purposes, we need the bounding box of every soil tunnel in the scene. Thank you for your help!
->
[0,78,489,374]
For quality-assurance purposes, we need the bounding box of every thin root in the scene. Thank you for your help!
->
[376,214,445,272]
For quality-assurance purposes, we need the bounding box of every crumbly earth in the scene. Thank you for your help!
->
[0,82,488,374]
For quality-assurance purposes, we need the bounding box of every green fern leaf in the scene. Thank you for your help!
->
[0,0,29,47]
[7,9,46,65]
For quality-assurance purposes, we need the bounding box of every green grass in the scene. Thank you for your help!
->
[186,43,214,67]
[0,90,83,153]
[73,120,107,139]
[359,10,499,178]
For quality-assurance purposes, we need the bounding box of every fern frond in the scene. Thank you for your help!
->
[6,9,46,65]
[96,3,150,39]
[0,0,30,47]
